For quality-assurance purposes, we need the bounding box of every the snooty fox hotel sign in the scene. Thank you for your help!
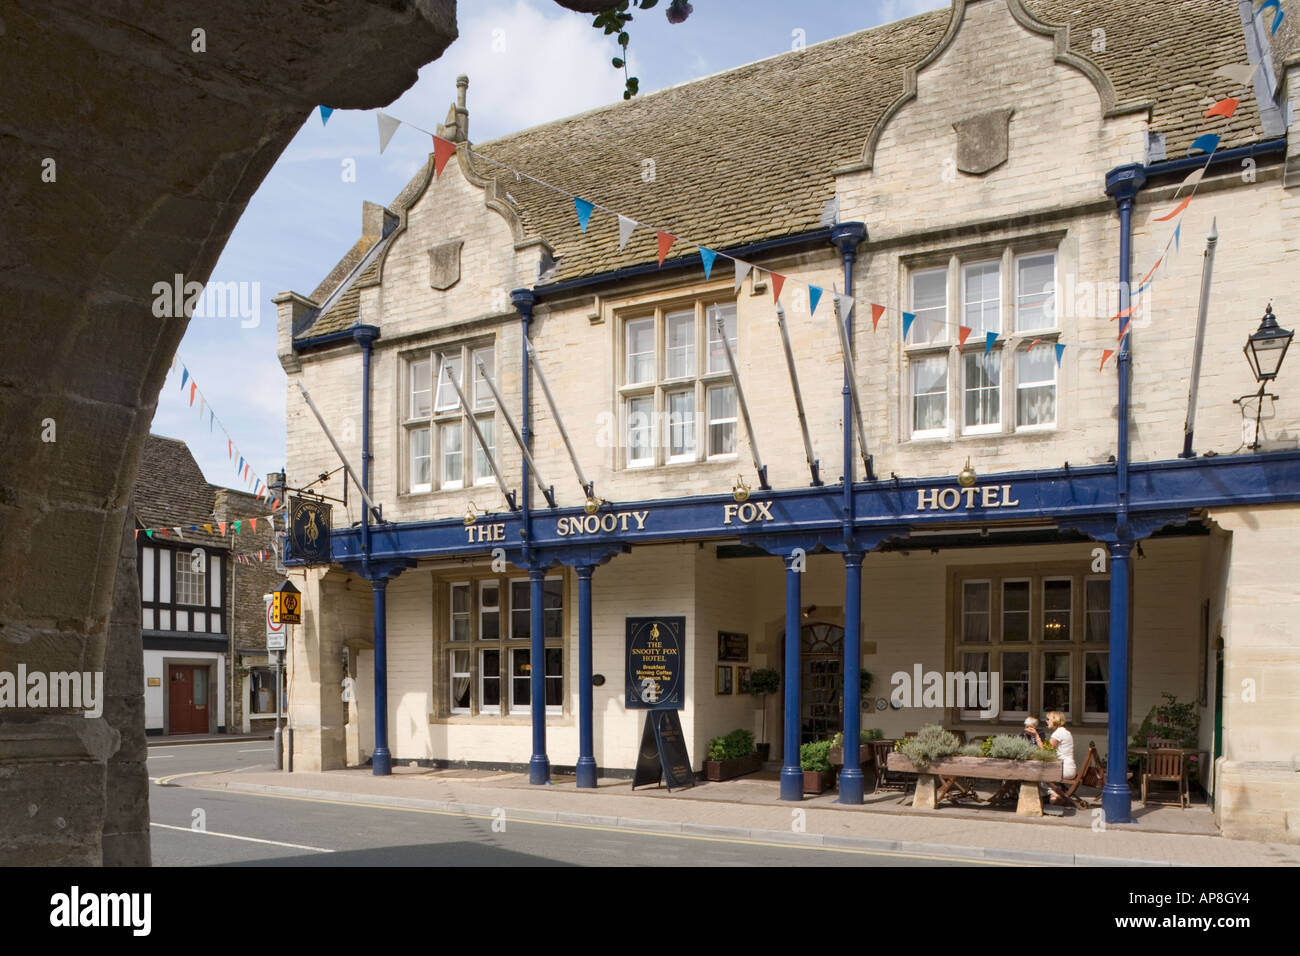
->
[463,482,1020,545]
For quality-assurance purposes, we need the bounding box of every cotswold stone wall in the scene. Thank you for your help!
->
[0,0,456,866]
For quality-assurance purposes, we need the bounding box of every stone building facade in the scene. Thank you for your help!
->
[276,0,1300,842]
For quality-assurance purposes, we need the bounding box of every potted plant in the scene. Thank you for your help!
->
[828,727,883,767]
[1130,692,1201,775]
[703,728,761,781]
[887,727,1064,812]
[748,668,780,761]
[799,739,835,794]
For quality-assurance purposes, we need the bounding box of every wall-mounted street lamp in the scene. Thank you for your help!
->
[463,501,479,526]
[733,475,752,503]
[958,458,977,488]
[1236,304,1294,451]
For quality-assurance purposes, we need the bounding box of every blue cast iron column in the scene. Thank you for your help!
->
[1103,542,1133,821]
[371,576,392,776]
[838,551,865,804]
[576,565,597,788]
[780,555,803,801]
[528,567,549,784]
[1102,163,1146,824]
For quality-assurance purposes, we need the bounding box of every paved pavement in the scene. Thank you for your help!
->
[159,754,1300,867]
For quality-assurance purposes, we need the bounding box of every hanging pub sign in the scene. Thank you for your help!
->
[289,496,331,565]
[625,616,685,710]
[631,709,695,792]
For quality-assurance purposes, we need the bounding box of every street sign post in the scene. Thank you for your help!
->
[271,580,301,625]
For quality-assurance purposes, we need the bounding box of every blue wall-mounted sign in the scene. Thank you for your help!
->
[626,616,685,710]
[289,497,332,566]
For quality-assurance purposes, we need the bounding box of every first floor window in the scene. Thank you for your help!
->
[410,428,432,492]
[626,395,653,465]
[911,355,947,436]
[405,341,497,493]
[480,649,501,715]
[910,267,948,346]
[473,417,495,485]
[440,421,463,488]
[667,389,696,461]
[706,385,737,457]
[963,351,1000,433]
[1016,346,1056,427]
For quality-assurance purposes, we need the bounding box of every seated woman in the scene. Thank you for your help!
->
[1040,711,1076,803]
[1022,716,1042,744]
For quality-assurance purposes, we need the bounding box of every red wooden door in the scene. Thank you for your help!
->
[167,665,209,735]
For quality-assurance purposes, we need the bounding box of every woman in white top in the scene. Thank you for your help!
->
[1043,710,1076,780]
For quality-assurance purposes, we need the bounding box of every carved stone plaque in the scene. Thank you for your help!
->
[954,108,1014,175]
[428,239,463,290]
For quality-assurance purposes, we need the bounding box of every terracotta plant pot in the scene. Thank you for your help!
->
[802,768,835,794]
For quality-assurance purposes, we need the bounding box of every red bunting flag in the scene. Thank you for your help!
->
[1205,98,1239,119]
[1118,320,1133,340]
[770,273,785,303]
[250,517,258,532]
[871,304,886,331]
[188,381,197,406]
[958,326,973,346]
[1029,338,1042,351]
[1138,258,1163,287]
[1109,304,1136,322]
[1100,349,1115,370]
[159,528,169,538]
[1154,196,1192,222]
[228,439,232,459]
[432,135,457,178]
[656,232,675,266]
[218,522,226,536]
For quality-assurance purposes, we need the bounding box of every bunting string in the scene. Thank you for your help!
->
[167,354,282,510]
[134,512,286,542]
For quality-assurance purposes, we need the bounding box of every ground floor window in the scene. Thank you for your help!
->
[249,667,285,717]
[439,574,566,717]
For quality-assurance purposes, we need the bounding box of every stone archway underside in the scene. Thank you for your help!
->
[0,0,458,865]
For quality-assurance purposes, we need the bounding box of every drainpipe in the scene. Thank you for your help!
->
[1102,164,1146,824]
[352,326,380,576]
[511,290,537,562]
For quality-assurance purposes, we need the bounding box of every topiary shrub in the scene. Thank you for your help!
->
[707,736,727,762]
[723,728,754,759]
[987,735,1038,760]
[800,740,832,772]
[898,724,963,769]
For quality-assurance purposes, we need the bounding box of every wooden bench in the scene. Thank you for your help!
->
[887,753,1063,816]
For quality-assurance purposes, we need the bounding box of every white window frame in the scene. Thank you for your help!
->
[1084,575,1110,644]
[449,581,470,642]
[617,301,738,468]
[998,649,1031,721]
[909,267,948,346]
[1014,250,1058,333]
[1083,651,1109,723]
[961,579,991,643]
[706,383,738,459]
[479,580,501,642]
[961,349,1001,436]
[958,650,993,720]
[404,341,496,494]
[1015,344,1058,431]
[509,647,532,715]
[1001,578,1031,643]
[1041,649,1072,715]
[449,649,471,714]
[961,259,1002,337]
[478,648,502,717]
[909,354,949,439]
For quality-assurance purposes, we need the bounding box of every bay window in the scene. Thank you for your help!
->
[405,342,496,493]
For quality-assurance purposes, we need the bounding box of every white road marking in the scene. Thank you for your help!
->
[238,748,272,753]
[146,754,175,759]
[150,822,334,853]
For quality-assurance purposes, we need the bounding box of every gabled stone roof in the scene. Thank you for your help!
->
[296,0,1282,339]
[134,434,266,548]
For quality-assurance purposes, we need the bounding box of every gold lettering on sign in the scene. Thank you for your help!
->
[914,484,1021,512]
[465,522,507,544]
[556,510,649,537]
[722,501,775,525]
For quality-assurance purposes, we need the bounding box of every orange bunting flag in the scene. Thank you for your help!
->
[228,439,232,459]
[1139,258,1163,288]
[1109,304,1135,322]
[1100,349,1115,370]
[250,517,258,532]
[1029,338,1042,351]
[871,304,886,331]
[1154,196,1192,222]
[1118,320,1132,340]
[188,381,197,406]
[771,273,785,303]
[218,522,227,536]
[958,326,973,346]
[656,231,675,266]
[1205,98,1239,119]
[432,135,457,178]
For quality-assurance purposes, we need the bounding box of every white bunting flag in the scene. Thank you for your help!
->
[377,112,402,154]
[834,293,855,324]
[733,259,752,293]
[1213,63,1257,87]
[617,215,637,251]
[1175,166,1206,197]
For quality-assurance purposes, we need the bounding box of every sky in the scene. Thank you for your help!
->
[151,0,949,491]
